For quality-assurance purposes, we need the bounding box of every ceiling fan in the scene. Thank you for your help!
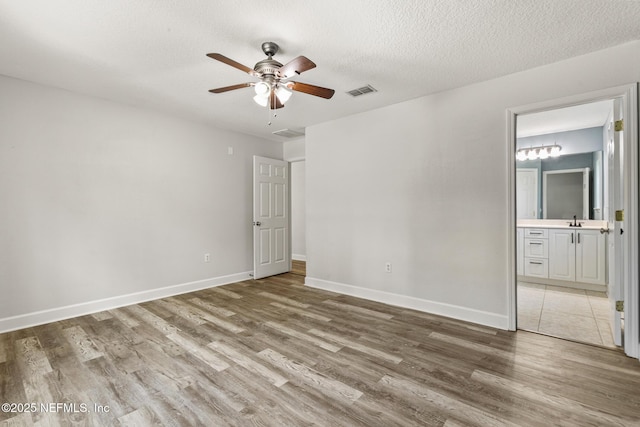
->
[207,42,335,110]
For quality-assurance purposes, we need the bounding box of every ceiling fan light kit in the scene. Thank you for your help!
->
[207,42,335,124]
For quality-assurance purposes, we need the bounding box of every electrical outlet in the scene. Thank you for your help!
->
[204,253,210,263]
[385,262,392,273]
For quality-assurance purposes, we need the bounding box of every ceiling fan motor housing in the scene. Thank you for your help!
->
[254,58,283,76]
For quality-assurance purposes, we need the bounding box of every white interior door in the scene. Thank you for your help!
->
[253,156,290,279]
[606,99,623,346]
[516,168,538,219]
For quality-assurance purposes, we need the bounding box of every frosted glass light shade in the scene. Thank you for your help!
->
[276,85,292,104]
[254,81,270,96]
[253,94,268,107]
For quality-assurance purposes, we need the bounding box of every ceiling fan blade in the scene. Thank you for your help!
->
[278,56,316,79]
[269,91,285,109]
[207,53,258,76]
[209,83,253,93]
[287,81,335,99]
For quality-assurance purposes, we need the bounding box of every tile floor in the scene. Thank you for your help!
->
[517,282,616,348]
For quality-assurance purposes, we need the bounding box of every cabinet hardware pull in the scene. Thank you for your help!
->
[529,242,542,245]
[571,233,574,244]
[529,261,543,265]
[577,233,580,244]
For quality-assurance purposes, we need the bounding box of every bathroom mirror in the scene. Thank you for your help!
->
[543,168,590,219]
[516,151,602,220]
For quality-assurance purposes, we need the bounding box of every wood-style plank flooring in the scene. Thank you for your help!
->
[1,270,640,426]
[290,259,306,277]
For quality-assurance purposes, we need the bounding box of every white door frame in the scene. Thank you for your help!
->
[506,83,639,359]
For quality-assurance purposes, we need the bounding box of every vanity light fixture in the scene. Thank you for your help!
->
[516,144,562,161]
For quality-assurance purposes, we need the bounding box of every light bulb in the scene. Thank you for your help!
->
[527,149,537,160]
[550,145,561,157]
[516,150,528,161]
[538,147,549,159]
[254,81,270,96]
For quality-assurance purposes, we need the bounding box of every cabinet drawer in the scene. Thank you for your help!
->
[525,228,548,238]
[524,238,548,258]
[524,257,548,278]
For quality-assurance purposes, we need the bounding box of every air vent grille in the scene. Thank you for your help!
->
[347,84,377,97]
[272,128,305,138]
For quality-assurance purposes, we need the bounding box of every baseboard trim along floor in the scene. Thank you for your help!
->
[0,271,252,334]
[305,277,509,330]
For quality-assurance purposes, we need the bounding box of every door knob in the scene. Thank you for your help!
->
[254,221,262,226]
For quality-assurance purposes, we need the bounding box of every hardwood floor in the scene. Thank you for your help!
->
[291,259,306,276]
[2,271,640,426]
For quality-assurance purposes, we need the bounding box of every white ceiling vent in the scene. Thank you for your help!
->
[346,84,377,97]
[272,128,305,138]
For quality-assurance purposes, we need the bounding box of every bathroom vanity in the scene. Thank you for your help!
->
[517,220,608,292]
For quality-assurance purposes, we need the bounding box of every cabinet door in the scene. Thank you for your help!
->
[576,230,606,284]
[548,229,575,281]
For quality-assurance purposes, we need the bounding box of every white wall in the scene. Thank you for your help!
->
[0,75,281,331]
[305,40,640,329]
[283,138,305,161]
[284,138,307,261]
[290,161,306,260]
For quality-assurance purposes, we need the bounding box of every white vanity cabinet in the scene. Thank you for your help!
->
[518,225,606,289]
[548,228,606,285]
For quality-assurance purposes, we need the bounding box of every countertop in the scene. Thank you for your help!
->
[517,219,607,231]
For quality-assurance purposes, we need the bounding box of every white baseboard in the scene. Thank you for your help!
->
[517,275,607,293]
[292,254,307,261]
[305,277,509,330]
[0,271,252,334]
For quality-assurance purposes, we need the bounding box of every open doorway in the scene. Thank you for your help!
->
[508,84,639,359]
[515,100,615,347]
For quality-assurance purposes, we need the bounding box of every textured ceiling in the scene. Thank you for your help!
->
[1,1,640,141]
